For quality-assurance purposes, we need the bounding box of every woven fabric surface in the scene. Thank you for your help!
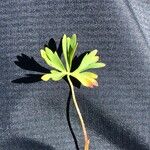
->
[0,0,150,150]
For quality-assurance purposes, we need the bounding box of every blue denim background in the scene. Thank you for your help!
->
[0,0,149,150]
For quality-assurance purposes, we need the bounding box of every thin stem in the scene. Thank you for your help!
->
[67,75,90,150]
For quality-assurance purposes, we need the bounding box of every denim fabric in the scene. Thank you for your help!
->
[0,0,149,150]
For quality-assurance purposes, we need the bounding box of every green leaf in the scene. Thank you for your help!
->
[71,71,98,88]
[40,49,52,66]
[68,34,78,68]
[74,49,100,72]
[62,34,70,71]
[45,47,53,58]
[84,62,106,70]
[41,47,65,72]
[50,70,65,81]
[67,37,71,51]
[62,34,78,70]
[70,34,77,49]
[41,73,52,81]
[71,49,105,88]
[41,70,65,81]
[40,34,106,87]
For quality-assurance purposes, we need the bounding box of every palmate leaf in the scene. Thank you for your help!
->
[40,34,105,87]
[39,34,106,150]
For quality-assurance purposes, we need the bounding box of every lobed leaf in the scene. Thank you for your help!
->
[40,47,65,72]
[40,34,106,87]
[74,50,105,73]
[71,71,98,88]
[62,34,78,70]
[41,70,65,81]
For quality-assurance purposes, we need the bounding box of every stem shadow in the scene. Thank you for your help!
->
[79,94,149,150]
[12,37,88,149]
[66,90,80,150]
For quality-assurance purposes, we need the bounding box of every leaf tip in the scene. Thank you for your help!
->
[101,63,106,68]
[41,74,51,81]
[40,49,46,57]
[63,34,67,38]
[90,80,98,88]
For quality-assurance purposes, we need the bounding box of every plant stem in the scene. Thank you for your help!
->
[67,75,90,150]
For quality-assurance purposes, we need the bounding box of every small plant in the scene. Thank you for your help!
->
[40,34,105,150]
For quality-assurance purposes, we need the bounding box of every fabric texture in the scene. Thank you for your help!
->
[0,0,149,150]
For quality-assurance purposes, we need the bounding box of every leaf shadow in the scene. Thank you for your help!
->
[12,53,48,84]
[14,54,50,73]
[44,38,63,58]
[12,74,43,84]
[12,38,64,84]
[71,51,90,72]
[12,38,86,88]
[11,37,88,149]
